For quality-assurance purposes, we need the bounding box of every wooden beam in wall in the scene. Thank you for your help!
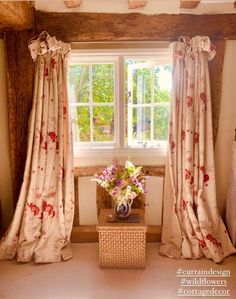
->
[36,11,236,42]
[0,1,33,31]
[180,1,200,9]
[209,39,226,145]
[5,30,35,206]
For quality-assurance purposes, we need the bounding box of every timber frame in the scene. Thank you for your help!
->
[35,11,236,42]
[0,1,33,31]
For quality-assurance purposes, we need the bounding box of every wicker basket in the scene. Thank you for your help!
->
[97,209,147,268]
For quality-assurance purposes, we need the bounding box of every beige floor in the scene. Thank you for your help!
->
[0,243,235,299]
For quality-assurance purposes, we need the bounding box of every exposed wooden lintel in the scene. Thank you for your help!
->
[180,1,200,9]
[36,11,236,42]
[0,1,33,31]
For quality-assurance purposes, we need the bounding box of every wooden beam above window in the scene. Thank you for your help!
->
[36,11,236,42]
[0,1,34,31]
[180,1,200,9]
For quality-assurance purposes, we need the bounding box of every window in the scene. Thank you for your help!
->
[68,56,119,148]
[126,59,171,148]
[68,44,172,164]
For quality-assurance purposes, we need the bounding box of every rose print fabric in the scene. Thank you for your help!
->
[160,36,236,263]
[0,32,74,263]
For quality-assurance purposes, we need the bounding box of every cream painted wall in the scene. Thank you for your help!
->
[0,39,14,227]
[215,40,236,217]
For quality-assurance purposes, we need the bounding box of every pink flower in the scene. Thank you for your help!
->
[204,174,209,183]
[186,96,193,108]
[43,201,54,216]
[185,169,191,180]
[51,58,57,69]
[45,204,53,215]
[48,131,57,142]
[205,234,220,247]
[194,132,199,144]
[200,166,205,173]
[198,239,206,249]
[200,92,206,103]
[29,203,40,216]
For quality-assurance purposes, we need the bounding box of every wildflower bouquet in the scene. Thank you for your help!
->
[94,159,146,207]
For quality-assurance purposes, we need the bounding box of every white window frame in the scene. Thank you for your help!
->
[69,43,171,166]
[126,59,171,149]
[69,55,119,149]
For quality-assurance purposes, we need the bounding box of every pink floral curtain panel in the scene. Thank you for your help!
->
[0,32,74,263]
[160,36,236,263]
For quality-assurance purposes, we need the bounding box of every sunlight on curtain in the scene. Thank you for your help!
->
[160,36,236,263]
[0,32,74,263]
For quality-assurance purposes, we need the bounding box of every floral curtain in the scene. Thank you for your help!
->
[0,32,74,263]
[160,36,236,263]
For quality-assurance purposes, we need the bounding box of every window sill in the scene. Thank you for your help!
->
[73,147,167,167]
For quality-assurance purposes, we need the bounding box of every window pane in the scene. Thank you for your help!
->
[93,106,114,142]
[154,65,172,103]
[132,107,151,141]
[154,106,169,140]
[92,64,114,103]
[68,64,89,103]
[74,106,91,142]
[132,67,151,104]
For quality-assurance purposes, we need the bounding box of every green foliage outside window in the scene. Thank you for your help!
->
[69,60,171,144]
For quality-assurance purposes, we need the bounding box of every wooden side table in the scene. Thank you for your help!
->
[97,209,147,268]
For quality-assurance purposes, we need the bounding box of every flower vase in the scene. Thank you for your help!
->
[114,198,133,219]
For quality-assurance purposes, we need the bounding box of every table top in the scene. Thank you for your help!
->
[97,209,146,230]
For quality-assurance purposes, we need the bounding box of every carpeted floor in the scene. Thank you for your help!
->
[0,243,235,299]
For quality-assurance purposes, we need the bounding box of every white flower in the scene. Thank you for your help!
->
[132,166,142,177]
[125,160,134,169]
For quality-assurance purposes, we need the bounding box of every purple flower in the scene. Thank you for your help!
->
[112,188,118,195]
[116,179,122,186]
